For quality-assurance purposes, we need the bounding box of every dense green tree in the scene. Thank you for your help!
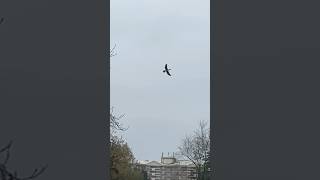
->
[110,135,145,180]
[110,108,144,180]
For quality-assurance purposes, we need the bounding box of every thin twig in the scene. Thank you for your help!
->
[0,142,47,180]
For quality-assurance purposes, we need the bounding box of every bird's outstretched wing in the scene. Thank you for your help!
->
[163,64,172,76]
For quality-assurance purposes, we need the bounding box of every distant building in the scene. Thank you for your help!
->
[135,153,197,180]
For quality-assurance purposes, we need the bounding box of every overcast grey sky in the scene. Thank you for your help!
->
[111,0,210,161]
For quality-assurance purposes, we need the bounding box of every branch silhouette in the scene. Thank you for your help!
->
[0,142,48,180]
[110,106,128,131]
[109,44,117,57]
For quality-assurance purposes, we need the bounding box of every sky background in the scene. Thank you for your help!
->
[110,0,210,161]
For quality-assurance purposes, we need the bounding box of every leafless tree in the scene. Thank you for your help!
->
[178,120,210,180]
[110,106,128,132]
[0,141,47,180]
[108,44,127,132]
[108,44,128,142]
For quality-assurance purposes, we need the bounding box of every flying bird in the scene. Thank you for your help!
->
[163,64,172,76]
[0,17,4,25]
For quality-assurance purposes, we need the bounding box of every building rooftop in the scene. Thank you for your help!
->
[135,152,195,167]
[136,159,195,167]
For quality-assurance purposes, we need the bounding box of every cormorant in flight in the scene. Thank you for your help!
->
[163,64,172,76]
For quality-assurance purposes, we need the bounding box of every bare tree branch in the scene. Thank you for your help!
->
[110,106,128,132]
[109,44,117,57]
[0,142,47,180]
[178,120,210,179]
[20,165,48,180]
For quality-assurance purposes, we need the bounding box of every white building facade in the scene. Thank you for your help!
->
[136,153,197,180]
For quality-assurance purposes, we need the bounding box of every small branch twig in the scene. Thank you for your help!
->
[0,142,47,180]
[109,44,117,57]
